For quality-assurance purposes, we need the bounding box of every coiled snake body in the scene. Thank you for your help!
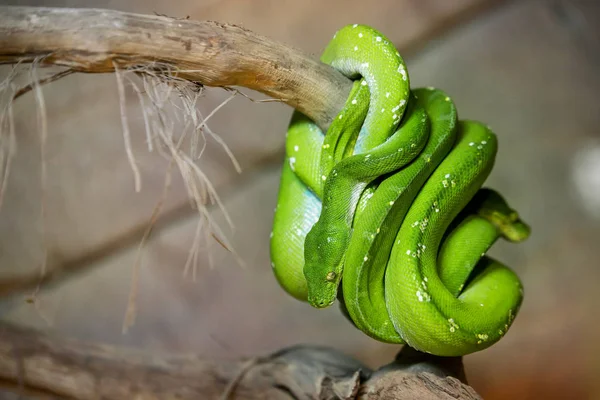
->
[270,25,530,356]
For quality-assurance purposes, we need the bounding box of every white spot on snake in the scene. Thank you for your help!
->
[427,86,435,90]
[406,250,411,255]
[392,114,398,120]
[376,36,382,42]
[411,220,419,228]
[363,256,368,262]
[477,145,483,150]
[289,157,296,171]
[411,143,416,148]
[397,65,407,81]
[358,33,363,38]
[361,80,367,86]
[381,108,385,113]
[448,318,459,332]
[376,228,380,233]
[269,231,273,238]
[400,99,406,107]
[327,237,332,243]
[296,228,302,235]
[294,145,299,152]
[365,154,371,159]
[445,96,450,101]
[417,290,430,302]
[322,144,330,149]
[442,180,449,188]
[321,175,327,181]
[352,99,357,104]
[480,303,485,307]
[389,201,395,206]
[413,243,425,258]
[386,92,391,98]
[353,24,358,28]
[339,114,343,119]
[397,147,403,152]
[469,142,475,146]
[362,62,369,68]
[271,262,275,269]
[482,140,487,144]
[445,173,451,178]
[354,46,359,51]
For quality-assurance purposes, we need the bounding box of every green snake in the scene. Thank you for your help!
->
[270,24,530,356]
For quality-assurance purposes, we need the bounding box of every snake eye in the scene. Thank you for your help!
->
[326,271,337,282]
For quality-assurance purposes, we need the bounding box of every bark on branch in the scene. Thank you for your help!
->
[0,6,352,130]
[0,322,481,399]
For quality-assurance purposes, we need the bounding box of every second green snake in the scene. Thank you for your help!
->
[270,24,530,356]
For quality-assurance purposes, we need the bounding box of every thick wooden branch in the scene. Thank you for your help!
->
[0,322,481,399]
[0,6,352,130]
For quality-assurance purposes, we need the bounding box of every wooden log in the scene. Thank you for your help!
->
[0,322,481,399]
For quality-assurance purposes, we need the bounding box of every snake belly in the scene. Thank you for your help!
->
[270,24,530,356]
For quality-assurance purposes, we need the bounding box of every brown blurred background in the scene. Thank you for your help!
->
[1,0,599,398]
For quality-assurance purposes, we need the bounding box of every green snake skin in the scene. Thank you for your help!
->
[270,24,530,356]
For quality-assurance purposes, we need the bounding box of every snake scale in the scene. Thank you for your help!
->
[270,24,530,356]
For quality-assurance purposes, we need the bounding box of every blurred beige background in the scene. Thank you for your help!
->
[1,0,600,398]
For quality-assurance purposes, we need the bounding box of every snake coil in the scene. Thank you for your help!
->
[270,24,530,356]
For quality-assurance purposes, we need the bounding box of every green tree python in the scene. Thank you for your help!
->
[270,24,530,356]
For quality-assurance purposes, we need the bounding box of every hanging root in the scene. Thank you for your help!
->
[0,62,247,331]
[117,63,246,331]
[0,64,19,212]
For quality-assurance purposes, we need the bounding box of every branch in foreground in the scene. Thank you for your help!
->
[0,6,352,131]
[0,322,481,399]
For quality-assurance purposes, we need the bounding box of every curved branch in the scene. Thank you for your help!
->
[0,6,352,130]
[0,322,481,399]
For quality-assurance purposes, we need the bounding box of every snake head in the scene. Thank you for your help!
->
[303,226,347,309]
[306,269,340,308]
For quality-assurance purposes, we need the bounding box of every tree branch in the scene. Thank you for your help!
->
[0,322,481,399]
[0,6,352,130]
